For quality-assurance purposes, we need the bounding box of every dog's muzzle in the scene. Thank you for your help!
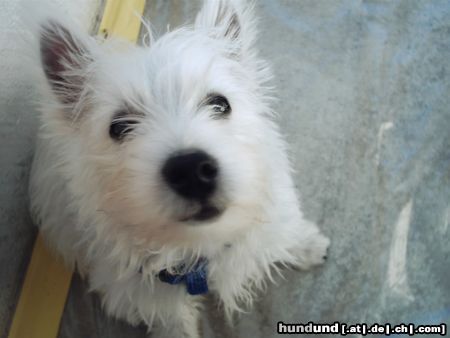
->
[162,149,222,222]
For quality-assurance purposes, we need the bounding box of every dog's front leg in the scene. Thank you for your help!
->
[287,219,330,270]
[151,298,201,338]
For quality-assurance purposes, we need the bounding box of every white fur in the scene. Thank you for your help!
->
[29,1,330,337]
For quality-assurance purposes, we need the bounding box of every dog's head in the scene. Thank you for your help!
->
[39,0,277,247]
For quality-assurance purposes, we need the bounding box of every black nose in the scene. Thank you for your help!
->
[162,150,219,201]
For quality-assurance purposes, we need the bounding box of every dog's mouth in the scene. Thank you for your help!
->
[179,205,222,223]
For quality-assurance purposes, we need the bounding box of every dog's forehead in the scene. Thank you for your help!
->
[149,30,228,80]
[137,31,238,106]
[96,30,240,114]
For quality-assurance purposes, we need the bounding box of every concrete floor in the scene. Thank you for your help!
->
[1,0,450,337]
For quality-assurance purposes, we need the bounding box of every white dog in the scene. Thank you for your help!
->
[29,0,330,336]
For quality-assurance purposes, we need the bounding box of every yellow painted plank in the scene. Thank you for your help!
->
[8,1,145,338]
[7,234,72,338]
[99,0,146,43]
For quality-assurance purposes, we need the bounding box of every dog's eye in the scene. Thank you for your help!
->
[109,112,138,141]
[206,94,231,117]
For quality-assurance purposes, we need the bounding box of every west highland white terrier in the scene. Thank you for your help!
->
[29,0,330,336]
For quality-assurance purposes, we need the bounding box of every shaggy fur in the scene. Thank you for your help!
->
[29,0,330,336]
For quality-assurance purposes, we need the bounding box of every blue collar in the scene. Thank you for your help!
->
[158,257,209,295]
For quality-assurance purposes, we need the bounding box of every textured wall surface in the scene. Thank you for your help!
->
[1,1,450,337]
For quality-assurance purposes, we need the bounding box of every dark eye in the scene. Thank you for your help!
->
[206,94,231,118]
[109,111,138,141]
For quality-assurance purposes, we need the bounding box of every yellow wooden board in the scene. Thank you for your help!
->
[99,0,146,43]
[7,1,145,337]
[7,234,72,338]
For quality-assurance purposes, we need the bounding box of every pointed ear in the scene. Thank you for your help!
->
[195,0,256,54]
[40,20,92,107]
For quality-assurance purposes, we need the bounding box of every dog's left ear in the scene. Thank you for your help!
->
[195,0,256,56]
[40,20,94,113]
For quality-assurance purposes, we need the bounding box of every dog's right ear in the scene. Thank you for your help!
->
[40,20,93,108]
[195,0,257,57]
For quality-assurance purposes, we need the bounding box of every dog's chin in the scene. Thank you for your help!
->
[179,205,223,224]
